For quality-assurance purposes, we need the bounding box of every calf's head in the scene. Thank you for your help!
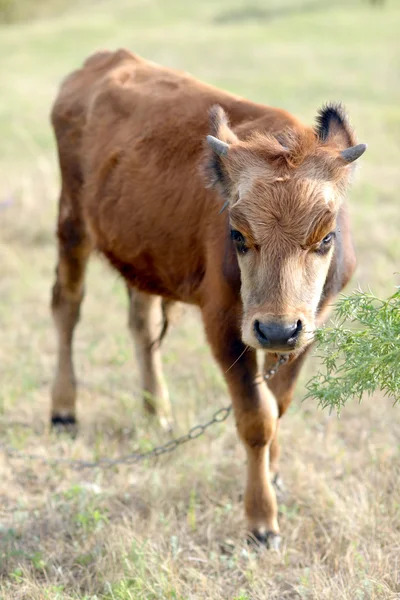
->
[205,104,366,353]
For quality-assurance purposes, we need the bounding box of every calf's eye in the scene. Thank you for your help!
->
[230,229,248,254]
[316,232,335,255]
[230,229,244,243]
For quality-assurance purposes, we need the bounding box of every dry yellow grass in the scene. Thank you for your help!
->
[1,0,400,598]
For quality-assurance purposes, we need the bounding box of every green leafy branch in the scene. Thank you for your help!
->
[305,286,400,413]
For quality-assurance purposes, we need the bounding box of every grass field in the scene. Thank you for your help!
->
[1,0,400,598]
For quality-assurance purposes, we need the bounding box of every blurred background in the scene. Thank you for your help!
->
[0,1,399,599]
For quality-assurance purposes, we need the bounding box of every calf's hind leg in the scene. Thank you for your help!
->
[127,288,173,431]
[265,350,311,485]
[51,212,91,427]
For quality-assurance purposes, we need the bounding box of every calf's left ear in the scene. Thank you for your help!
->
[315,103,367,164]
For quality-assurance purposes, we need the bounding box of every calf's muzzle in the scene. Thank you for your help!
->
[254,318,303,350]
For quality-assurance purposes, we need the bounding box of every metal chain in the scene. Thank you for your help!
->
[263,354,289,381]
[0,355,287,471]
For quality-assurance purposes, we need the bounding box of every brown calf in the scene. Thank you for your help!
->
[50,49,365,547]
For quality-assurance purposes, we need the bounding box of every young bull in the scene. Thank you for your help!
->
[50,49,366,548]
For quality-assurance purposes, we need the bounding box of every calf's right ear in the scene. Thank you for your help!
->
[203,105,239,201]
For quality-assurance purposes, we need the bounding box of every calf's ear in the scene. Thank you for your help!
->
[204,105,239,200]
[315,103,367,164]
[208,105,239,145]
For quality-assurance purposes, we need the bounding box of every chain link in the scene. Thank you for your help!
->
[0,356,287,471]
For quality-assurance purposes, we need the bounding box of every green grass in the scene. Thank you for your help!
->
[1,0,400,598]
[0,0,76,24]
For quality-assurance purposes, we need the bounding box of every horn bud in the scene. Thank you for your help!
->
[340,143,367,163]
[206,135,229,157]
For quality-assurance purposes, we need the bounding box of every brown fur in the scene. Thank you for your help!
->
[50,49,362,544]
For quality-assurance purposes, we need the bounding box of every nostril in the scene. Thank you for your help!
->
[287,320,302,343]
[254,319,268,341]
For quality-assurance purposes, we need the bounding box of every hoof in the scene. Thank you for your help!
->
[51,414,77,435]
[248,530,281,550]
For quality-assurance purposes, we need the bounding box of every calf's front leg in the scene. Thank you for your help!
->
[203,311,280,548]
[238,381,280,547]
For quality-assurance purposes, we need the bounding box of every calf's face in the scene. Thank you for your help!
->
[205,104,366,354]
